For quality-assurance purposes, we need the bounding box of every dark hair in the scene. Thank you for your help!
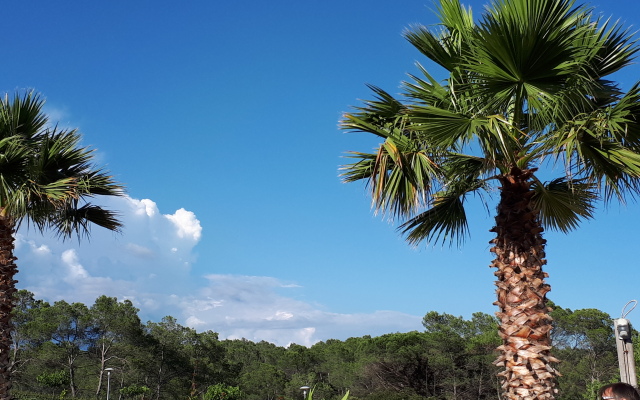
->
[598,383,640,400]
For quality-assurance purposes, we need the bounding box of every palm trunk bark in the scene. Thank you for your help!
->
[0,215,17,400]
[490,167,559,400]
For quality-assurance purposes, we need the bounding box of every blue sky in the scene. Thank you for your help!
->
[4,0,640,346]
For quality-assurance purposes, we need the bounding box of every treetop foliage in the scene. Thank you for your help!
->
[10,291,626,400]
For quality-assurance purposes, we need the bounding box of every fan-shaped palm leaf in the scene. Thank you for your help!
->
[531,177,597,232]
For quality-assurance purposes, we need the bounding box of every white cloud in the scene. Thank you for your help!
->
[125,243,155,258]
[165,273,421,346]
[186,316,206,327]
[166,208,202,241]
[61,249,89,280]
[132,198,158,217]
[14,195,422,347]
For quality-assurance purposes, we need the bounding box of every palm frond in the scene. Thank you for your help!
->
[76,169,124,197]
[467,0,592,115]
[404,0,474,71]
[400,178,488,247]
[341,134,440,218]
[605,83,640,147]
[340,152,377,184]
[545,112,640,201]
[400,192,469,247]
[584,16,639,78]
[0,91,48,140]
[52,203,122,239]
[409,105,480,147]
[531,177,597,232]
[341,86,408,139]
[403,64,452,108]
[399,153,490,246]
[444,153,491,180]
[0,90,124,238]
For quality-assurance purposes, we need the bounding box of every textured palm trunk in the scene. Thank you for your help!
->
[0,215,17,400]
[490,167,559,400]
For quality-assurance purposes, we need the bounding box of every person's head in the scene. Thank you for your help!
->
[598,383,640,400]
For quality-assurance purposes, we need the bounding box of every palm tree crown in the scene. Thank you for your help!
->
[0,92,123,235]
[341,0,640,398]
[0,91,123,399]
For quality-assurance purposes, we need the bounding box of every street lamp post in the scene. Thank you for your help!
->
[300,386,310,400]
[613,301,638,387]
[105,368,114,400]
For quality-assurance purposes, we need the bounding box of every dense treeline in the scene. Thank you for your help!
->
[10,291,626,400]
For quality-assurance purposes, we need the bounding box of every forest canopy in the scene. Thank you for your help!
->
[10,291,625,400]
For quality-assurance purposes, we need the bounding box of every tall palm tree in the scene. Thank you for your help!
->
[341,0,640,398]
[0,91,123,399]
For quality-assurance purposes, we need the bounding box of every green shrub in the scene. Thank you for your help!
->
[36,371,69,389]
[120,384,151,399]
[202,383,242,400]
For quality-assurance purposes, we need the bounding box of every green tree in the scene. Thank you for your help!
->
[422,312,501,399]
[219,339,286,390]
[308,339,360,397]
[145,316,194,400]
[0,91,123,399]
[10,290,51,386]
[39,301,93,398]
[283,344,316,376]
[182,330,229,397]
[238,362,285,400]
[89,296,143,397]
[357,332,432,398]
[341,0,640,398]
[549,303,616,399]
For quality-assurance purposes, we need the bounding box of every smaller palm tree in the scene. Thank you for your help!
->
[0,91,124,399]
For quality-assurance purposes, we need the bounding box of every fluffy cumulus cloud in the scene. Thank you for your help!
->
[14,196,421,347]
[15,196,201,316]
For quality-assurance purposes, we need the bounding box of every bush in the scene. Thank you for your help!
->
[202,383,242,400]
[120,384,151,399]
